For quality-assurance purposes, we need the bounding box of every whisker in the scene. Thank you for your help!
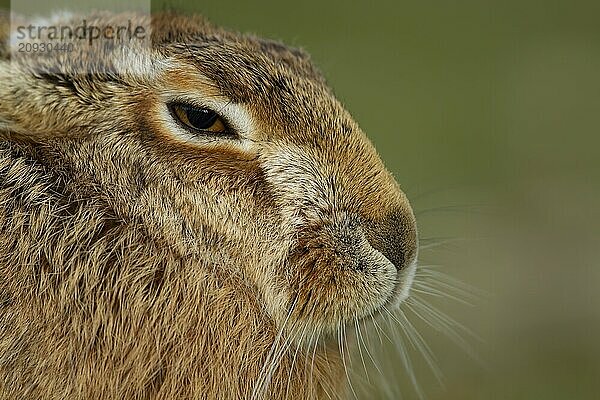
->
[414,204,487,217]
[408,295,482,343]
[264,331,296,398]
[285,322,309,398]
[309,330,319,397]
[412,282,475,306]
[372,315,395,344]
[370,316,385,346]
[406,295,484,365]
[251,296,298,400]
[416,267,487,299]
[354,317,370,384]
[384,311,425,400]
[338,323,358,399]
[356,317,383,376]
[418,236,468,250]
[394,307,445,387]
[319,339,336,400]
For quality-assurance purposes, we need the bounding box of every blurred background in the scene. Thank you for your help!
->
[5,0,599,398]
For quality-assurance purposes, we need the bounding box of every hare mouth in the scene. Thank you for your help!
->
[281,236,417,336]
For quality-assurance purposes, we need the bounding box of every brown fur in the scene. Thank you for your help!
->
[0,12,417,399]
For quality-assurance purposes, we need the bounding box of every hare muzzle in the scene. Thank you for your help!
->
[260,139,417,335]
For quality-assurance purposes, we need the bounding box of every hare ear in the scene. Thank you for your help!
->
[254,38,325,83]
[257,38,309,59]
[256,38,313,67]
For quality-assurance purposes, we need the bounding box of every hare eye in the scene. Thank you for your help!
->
[168,102,227,134]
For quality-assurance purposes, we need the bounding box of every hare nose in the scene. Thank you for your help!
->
[323,208,417,273]
[363,208,418,272]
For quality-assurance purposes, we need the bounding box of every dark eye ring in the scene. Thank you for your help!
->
[167,102,229,135]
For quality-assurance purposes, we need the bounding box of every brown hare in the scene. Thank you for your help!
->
[0,11,418,399]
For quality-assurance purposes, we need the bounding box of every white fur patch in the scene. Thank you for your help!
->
[396,254,418,303]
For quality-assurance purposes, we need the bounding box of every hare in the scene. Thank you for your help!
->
[0,11,418,400]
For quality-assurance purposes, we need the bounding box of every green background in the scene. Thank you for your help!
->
[4,0,600,398]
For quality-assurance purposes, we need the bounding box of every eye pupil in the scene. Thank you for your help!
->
[168,102,228,134]
[185,106,218,130]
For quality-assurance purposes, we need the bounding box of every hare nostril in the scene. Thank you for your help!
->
[364,209,418,272]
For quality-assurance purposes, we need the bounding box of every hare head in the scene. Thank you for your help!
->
[0,11,417,398]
